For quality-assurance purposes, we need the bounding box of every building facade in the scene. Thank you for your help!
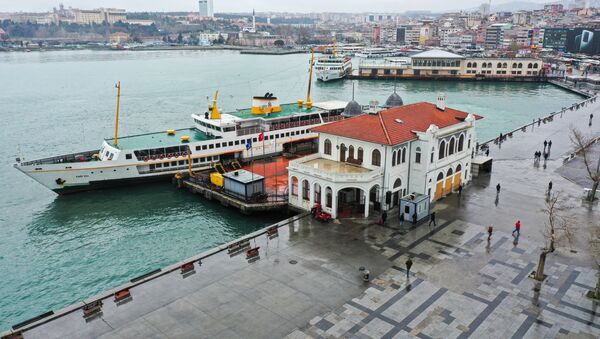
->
[357,50,544,79]
[288,97,481,219]
[72,8,126,25]
[198,0,214,18]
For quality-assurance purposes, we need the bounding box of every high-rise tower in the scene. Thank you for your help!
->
[198,0,214,17]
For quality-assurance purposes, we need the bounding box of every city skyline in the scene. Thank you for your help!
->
[0,0,550,13]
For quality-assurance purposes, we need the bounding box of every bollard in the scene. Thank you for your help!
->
[362,270,370,282]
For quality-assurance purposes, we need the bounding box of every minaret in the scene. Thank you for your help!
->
[252,9,256,32]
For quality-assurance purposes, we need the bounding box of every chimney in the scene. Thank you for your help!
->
[436,93,446,111]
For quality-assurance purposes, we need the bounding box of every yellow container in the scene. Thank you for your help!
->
[167,129,175,135]
[297,100,304,107]
[181,135,190,142]
[210,172,224,187]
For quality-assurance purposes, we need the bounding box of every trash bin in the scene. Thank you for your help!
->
[583,188,592,200]
[362,270,370,282]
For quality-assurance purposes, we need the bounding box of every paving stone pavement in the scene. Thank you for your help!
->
[287,218,600,339]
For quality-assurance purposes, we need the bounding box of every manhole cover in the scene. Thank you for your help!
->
[289,260,298,265]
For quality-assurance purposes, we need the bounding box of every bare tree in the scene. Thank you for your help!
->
[532,193,575,281]
[570,128,600,201]
[587,228,600,300]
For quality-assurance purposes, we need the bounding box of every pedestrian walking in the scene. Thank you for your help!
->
[412,213,417,225]
[543,140,547,150]
[399,212,404,226]
[405,257,413,278]
[512,220,521,238]
[499,133,503,142]
[487,225,493,241]
[428,212,436,226]
[533,151,538,160]
[458,184,463,197]
[543,152,549,161]
[381,210,387,225]
[485,149,490,157]
[496,183,501,193]
[548,140,552,150]
[590,113,594,126]
[548,181,553,194]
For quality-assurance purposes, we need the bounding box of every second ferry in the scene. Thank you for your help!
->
[314,41,352,82]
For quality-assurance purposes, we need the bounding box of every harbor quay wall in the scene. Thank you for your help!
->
[347,73,548,82]
[0,213,307,338]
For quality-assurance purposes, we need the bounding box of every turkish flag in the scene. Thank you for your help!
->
[258,132,264,141]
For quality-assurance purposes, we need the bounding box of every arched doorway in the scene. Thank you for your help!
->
[369,184,381,212]
[339,143,346,162]
[453,164,462,190]
[434,172,444,200]
[337,187,366,218]
[444,168,454,195]
[392,178,402,208]
[325,187,333,208]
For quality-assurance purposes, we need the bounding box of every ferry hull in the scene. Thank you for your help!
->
[51,174,175,195]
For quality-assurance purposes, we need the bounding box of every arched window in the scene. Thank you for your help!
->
[392,150,397,166]
[467,62,472,68]
[437,172,444,181]
[456,164,462,172]
[324,139,332,155]
[502,62,507,68]
[512,62,517,68]
[372,149,381,166]
[487,62,492,68]
[472,62,477,68]
[396,149,402,164]
[439,140,446,160]
[394,178,402,189]
[449,138,455,155]
[325,187,332,208]
[314,183,321,203]
[357,147,364,162]
[339,143,346,162]
[430,147,435,163]
[518,63,523,68]
[415,147,422,163]
[447,168,453,177]
[482,63,486,69]
[533,63,538,69]
[527,63,533,69]
[348,145,354,160]
[497,62,502,68]
[401,147,406,163]
[291,177,298,196]
[302,180,309,200]
[458,134,465,152]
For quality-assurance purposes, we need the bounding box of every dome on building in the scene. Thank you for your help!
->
[343,100,362,117]
[384,91,404,108]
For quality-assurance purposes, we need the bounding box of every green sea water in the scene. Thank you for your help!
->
[0,50,584,330]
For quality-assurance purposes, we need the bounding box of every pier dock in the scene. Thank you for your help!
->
[181,178,287,214]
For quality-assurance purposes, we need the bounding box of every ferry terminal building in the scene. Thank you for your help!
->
[288,94,482,219]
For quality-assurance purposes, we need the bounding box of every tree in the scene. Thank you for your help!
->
[274,39,284,47]
[570,128,600,201]
[177,32,183,44]
[531,193,574,281]
[588,228,600,299]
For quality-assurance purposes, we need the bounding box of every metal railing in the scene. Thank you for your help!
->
[20,150,100,166]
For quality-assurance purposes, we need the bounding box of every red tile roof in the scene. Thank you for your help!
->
[312,102,483,145]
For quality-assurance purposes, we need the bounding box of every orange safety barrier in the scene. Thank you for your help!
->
[114,288,132,304]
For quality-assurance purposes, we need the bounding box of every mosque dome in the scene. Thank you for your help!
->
[343,100,362,117]
[384,91,404,108]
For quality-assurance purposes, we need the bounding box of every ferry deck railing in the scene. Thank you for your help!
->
[19,150,100,166]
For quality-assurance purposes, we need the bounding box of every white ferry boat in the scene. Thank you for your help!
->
[355,47,404,59]
[14,86,347,194]
[314,42,352,82]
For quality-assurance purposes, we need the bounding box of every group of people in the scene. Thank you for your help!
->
[533,140,553,164]
[486,220,521,243]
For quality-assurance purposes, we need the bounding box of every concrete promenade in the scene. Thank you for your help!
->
[4,95,600,339]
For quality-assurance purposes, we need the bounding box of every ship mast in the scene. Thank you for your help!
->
[306,49,314,109]
[113,81,121,146]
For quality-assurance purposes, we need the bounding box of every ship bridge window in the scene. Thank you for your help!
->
[196,146,201,151]
[126,154,132,160]
[202,145,207,150]
[229,141,233,146]
[235,140,240,145]
[209,144,214,149]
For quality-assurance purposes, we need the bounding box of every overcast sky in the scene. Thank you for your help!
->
[1,0,548,13]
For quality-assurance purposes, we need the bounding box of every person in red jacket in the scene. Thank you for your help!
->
[512,220,521,238]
